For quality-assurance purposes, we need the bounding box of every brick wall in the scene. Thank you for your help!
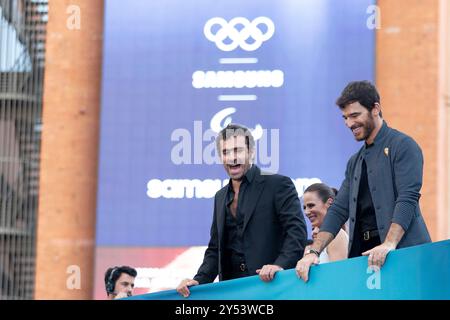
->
[377,0,449,240]
[34,0,104,299]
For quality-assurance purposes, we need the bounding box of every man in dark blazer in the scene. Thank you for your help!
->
[296,81,431,282]
[177,124,307,297]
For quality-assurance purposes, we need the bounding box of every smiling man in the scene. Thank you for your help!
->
[296,81,431,282]
[177,123,307,297]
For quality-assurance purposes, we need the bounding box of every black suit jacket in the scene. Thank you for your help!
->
[194,166,307,284]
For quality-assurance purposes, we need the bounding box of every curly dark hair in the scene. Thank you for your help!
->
[335,80,382,117]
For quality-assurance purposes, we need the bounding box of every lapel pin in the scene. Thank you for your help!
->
[384,147,389,156]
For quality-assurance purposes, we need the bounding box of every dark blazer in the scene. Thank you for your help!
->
[193,166,307,284]
[321,121,431,253]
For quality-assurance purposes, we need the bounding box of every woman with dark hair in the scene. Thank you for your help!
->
[303,183,348,263]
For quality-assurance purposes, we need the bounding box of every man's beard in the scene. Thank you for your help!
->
[356,114,375,141]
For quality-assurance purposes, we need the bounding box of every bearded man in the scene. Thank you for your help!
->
[296,80,431,282]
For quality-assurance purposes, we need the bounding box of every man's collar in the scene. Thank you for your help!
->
[365,120,388,148]
[244,164,257,183]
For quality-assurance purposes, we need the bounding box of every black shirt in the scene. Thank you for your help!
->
[356,157,378,233]
[223,165,257,268]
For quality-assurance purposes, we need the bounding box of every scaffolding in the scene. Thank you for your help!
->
[0,0,47,299]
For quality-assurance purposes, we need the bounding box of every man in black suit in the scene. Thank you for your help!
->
[177,123,307,297]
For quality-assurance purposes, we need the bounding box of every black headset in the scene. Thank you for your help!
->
[106,267,119,294]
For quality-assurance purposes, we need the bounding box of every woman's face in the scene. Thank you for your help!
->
[303,191,330,228]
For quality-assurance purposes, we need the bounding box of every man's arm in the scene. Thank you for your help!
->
[295,231,334,282]
[296,157,354,282]
[320,157,353,237]
[391,136,423,232]
[177,196,220,297]
[310,231,335,254]
[384,223,405,247]
[257,176,306,282]
[193,197,220,284]
[311,157,354,253]
[362,222,405,269]
[272,176,307,269]
[362,137,423,269]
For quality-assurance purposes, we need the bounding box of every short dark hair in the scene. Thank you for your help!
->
[104,266,137,294]
[215,123,255,153]
[304,183,337,204]
[335,80,382,117]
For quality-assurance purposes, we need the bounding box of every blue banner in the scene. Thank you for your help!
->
[129,240,450,300]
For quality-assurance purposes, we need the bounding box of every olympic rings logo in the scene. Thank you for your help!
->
[204,17,275,52]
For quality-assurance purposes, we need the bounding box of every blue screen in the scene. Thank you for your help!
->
[96,0,375,248]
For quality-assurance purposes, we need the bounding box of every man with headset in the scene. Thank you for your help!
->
[104,266,137,299]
